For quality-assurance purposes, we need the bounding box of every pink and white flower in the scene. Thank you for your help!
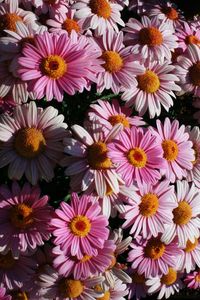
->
[184,270,200,289]
[177,237,200,273]
[34,0,68,18]
[176,21,200,52]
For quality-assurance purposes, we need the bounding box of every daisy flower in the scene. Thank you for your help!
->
[177,238,200,273]
[0,181,52,258]
[193,98,200,124]
[97,277,128,300]
[38,265,105,300]
[150,118,194,183]
[184,270,200,289]
[51,193,109,259]
[0,251,36,290]
[127,269,147,300]
[162,180,200,247]
[62,121,123,197]
[176,21,200,52]
[88,99,145,135]
[123,16,178,63]
[107,126,166,186]
[0,101,68,185]
[128,235,182,278]
[73,0,125,36]
[94,30,143,94]
[0,94,16,114]
[121,60,181,118]
[52,239,116,279]
[18,31,103,101]
[146,267,183,299]
[121,180,177,239]
[34,0,68,18]
[175,44,200,97]
[0,287,11,300]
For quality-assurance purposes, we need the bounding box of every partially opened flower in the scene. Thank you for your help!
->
[177,238,200,273]
[184,270,200,289]
[176,21,200,52]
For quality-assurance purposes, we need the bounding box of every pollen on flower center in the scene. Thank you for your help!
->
[139,193,159,217]
[185,238,198,252]
[10,291,29,300]
[139,27,163,46]
[161,268,177,285]
[108,114,129,127]
[62,18,80,33]
[144,237,166,260]
[0,13,23,35]
[14,127,46,159]
[195,273,200,282]
[98,291,111,300]
[89,0,111,19]
[10,204,33,229]
[132,273,145,284]
[162,7,178,20]
[127,147,147,168]
[40,54,67,79]
[185,35,200,45]
[137,70,160,93]
[87,141,112,170]
[173,201,192,225]
[69,215,91,237]
[59,279,84,298]
[80,254,92,262]
[162,139,179,161]
[0,252,15,269]
[101,51,123,73]
[189,62,200,86]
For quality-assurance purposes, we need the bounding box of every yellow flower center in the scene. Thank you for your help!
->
[10,291,29,300]
[185,238,198,252]
[162,139,179,161]
[101,51,123,73]
[137,70,160,93]
[127,147,147,168]
[144,237,166,260]
[161,268,177,285]
[14,127,46,159]
[80,255,92,262]
[162,7,178,20]
[173,201,192,225]
[139,193,159,217]
[87,142,112,170]
[0,13,23,35]
[40,54,67,79]
[89,0,111,19]
[0,252,15,269]
[108,114,129,127]
[195,273,200,282]
[189,62,200,86]
[59,279,84,298]
[132,273,145,284]
[185,35,200,46]
[139,27,163,46]
[69,215,91,237]
[98,291,111,300]
[10,203,33,229]
[62,18,80,34]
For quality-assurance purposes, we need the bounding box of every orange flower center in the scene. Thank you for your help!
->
[10,203,33,229]
[87,141,112,170]
[173,201,192,225]
[162,139,179,161]
[144,237,166,260]
[0,13,23,35]
[14,127,46,159]
[69,215,91,237]
[10,291,29,300]
[161,268,177,285]
[62,18,80,34]
[89,0,111,19]
[59,279,84,298]
[106,183,113,196]
[98,291,111,300]
[185,35,200,45]
[189,62,200,86]
[101,51,123,73]
[139,193,159,217]
[195,273,200,282]
[162,7,178,20]
[40,54,67,79]
[108,114,129,127]
[185,238,198,252]
[127,147,147,168]
[80,255,92,262]
[0,252,15,269]
[132,272,145,284]
[139,27,163,46]
[137,70,160,93]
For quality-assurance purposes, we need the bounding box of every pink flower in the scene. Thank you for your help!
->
[176,21,200,52]
[18,31,103,101]
[184,270,200,289]
[0,287,11,300]
[0,101,68,185]
[177,237,200,273]
[51,193,109,259]
[127,269,148,300]
[107,126,166,186]
[34,0,68,18]
[150,118,195,183]
[0,181,52,258]
[100,278,128,300]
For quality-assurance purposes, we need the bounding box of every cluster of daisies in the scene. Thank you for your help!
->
[0,0,200,300]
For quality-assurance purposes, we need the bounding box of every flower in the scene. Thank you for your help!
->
[107,126,165,186]
[121,180,177,239]
[177,238,200,273]
[150,118,194,183]
[0,94,16,114]
[34,0,68,18]
[184,270,200,289]
[51,193,109,259]
[123,16,178,63]
[0,287,11,300]
[97,277,128,300]
[0,181,52,258]
[127,269,147,300]
[121,60,181,118]
[176,21,200,52]
[175,44,200,97]
[94,29,143,94]
[0,101,68,185]
[162,180,200,247]
[127,235,182,277]
[73,0,125,36]
[18,31,103,101]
